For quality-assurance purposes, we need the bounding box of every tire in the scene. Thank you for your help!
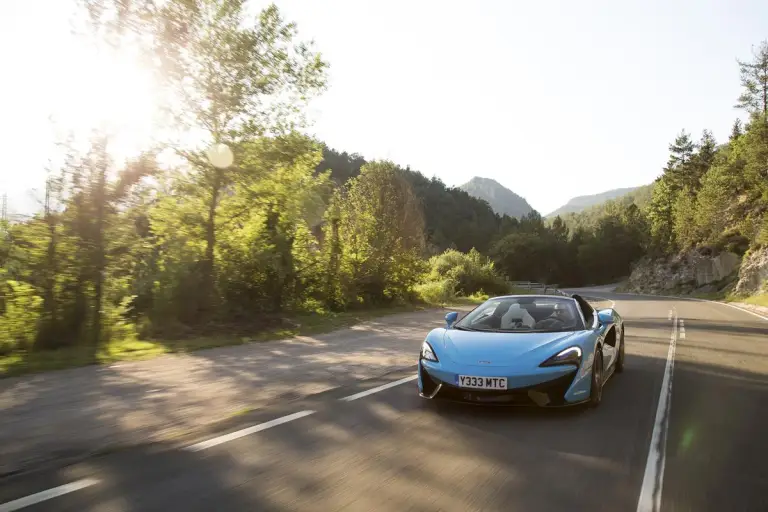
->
[615,327,626,373]
[589,350,604,408]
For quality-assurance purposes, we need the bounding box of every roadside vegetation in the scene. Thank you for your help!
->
[1,1,767,375]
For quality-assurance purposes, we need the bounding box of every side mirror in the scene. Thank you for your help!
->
[597,309,615,326]
[445,311,459,328]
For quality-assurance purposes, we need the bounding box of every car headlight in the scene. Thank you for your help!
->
[420,341,439,362]
[540,346,582,367]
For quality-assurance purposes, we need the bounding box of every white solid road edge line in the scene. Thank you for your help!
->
[614,291,768,322]
[0,478,99,512]
[636,311,679,512]
[716,301,768,321]
[184,410,316,452]
[340,374,418,402]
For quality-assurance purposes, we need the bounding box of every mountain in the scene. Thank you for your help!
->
[458,177,535,219]
[546,186,641,218]
[554,183,656,232]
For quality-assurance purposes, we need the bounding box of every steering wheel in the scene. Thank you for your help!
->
[535,317,565,329]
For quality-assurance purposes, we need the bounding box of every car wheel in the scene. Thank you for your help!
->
[615,327,626,373]
[589,350,603,408]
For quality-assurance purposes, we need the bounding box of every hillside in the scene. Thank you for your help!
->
[556,183,655,230]
[546,186,641,218]
[458,177,535,218]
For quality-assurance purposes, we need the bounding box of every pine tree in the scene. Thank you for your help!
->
[735,40,768,118]
[730,119,743,141]
[667,130,695,168]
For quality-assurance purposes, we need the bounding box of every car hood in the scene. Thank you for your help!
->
[441,329,583,367]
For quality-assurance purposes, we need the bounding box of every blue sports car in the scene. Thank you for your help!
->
[418,294,624,407]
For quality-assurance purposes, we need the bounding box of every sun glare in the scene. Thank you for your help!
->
[51,41,161,165]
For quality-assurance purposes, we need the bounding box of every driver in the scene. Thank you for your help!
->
[535,302,577,329]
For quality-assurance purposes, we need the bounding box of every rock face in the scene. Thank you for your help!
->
[458,177,535,219]
[625,250,741,294]
[734,247,768,295]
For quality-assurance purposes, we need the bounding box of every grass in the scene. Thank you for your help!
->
[0,290,534,379]
[740,294,768,308]
[1,303,446,379]
[679,288,768,309]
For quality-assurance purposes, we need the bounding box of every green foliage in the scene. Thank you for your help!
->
[0,280,43,354]
[673,187,699,249]
[315,153,506,254]
[736,40,768,117]
[6,7,768,373]
[714,229,751,256]
[414,279,457,305]
[558,184,654,233]
[336,161,427,306]
[648,175,678,252]
[424,249,508,297]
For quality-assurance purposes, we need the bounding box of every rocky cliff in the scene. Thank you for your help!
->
[624,249,741,295]
[733,246,768,295]
[624,246,768,297]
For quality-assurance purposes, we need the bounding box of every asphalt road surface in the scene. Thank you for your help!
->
[1,292,766,512]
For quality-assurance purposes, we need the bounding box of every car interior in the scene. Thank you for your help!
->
[467,297,586,331]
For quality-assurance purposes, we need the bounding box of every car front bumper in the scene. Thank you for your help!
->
[418,359,592,407]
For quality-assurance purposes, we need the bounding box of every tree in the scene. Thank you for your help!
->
[647,176,677,252]
[337,161,426,305]
[736,40,768,118]
[730,119,743,141]
[672,186,698,249]
[217,134,330,313]
[690,130,717,188]
[84,0,328,318]
[550,216,569,243]
[667,130,695,169]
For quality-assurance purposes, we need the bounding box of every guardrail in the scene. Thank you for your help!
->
[507,281,570,296]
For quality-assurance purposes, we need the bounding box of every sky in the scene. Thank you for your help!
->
[1,0,767,216]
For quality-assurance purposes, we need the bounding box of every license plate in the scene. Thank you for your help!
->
[458,375,508,390]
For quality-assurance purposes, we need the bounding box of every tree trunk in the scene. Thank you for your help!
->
[201,169,221,316]
[42,185,58,348]
[92,164,107,345]
[325,217,341,309]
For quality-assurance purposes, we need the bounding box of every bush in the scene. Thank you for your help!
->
[414,278,457,305]
[0,280,43,354]
[425,249,508,297]
[715,228,750,256]
[102,296,140,344]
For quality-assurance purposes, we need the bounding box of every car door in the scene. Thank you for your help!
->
[574,295,615,374]
[597,321,616,371]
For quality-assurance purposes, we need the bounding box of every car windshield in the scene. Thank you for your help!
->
[454,296,585,333]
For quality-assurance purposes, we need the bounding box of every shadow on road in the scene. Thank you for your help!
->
[1,348,766,511]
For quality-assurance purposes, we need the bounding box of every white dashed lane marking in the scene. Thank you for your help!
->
[0,479,99,512]
[339,374,418,402]
[184,410,316,452]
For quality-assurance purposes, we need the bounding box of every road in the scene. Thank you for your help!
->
[1,292,766,511]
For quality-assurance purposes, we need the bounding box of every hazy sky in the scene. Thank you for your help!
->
[2,0,766,216]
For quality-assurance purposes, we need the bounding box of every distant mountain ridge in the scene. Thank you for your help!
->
[546,186,641,218]
[458,177,535,219]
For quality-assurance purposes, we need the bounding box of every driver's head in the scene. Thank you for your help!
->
[552,303,575,321]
